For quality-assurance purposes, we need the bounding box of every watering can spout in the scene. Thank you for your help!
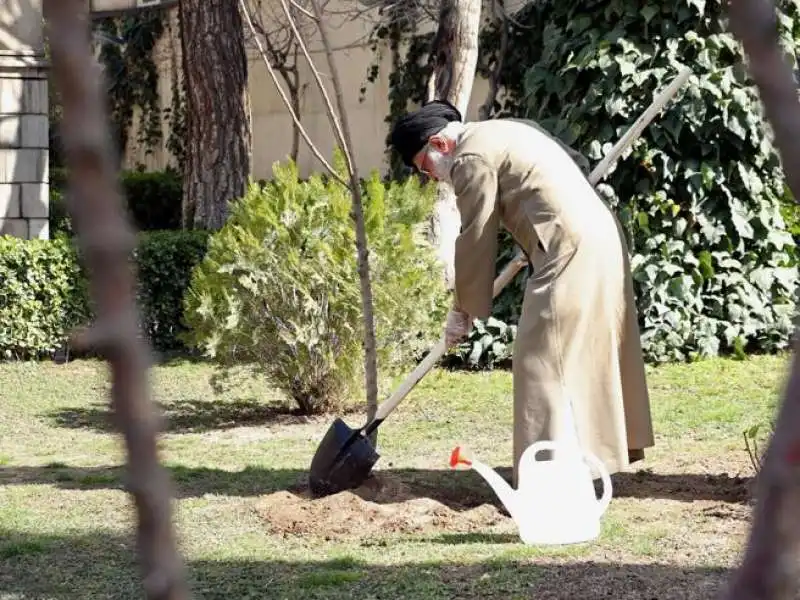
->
[449,447,523,522]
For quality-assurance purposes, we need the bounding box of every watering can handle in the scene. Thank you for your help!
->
[524,440,613,516]
[584,452,613,515]
[366,65,693,430]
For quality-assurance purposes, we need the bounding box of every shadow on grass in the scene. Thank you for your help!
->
[47,398,316,434]
[0,463,752,505]
[153,350,212,367]
[0,528,733,599]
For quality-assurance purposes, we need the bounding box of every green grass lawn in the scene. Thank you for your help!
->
[0,353,790,599]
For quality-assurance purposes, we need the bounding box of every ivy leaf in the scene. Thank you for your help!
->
[642,5,659,22]
[729,199,755,239]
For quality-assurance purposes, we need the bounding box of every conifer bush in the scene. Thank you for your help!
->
[182,153,450,414]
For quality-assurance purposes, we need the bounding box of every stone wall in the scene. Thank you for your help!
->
[0,0,48,241]
[0,62,49,239]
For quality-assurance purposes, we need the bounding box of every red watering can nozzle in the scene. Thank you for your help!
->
[449,446,472,468]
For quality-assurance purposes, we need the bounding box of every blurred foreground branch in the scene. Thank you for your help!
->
[42,2,189,599]
[721,0,800,598]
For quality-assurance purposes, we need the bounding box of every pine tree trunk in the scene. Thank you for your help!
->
[426,0,482,289]
[178,0,252,230]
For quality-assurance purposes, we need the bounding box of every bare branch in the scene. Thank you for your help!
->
[278,0,350,168]
[719,0,800,598]
[240,0,347,184]
[42,2,189,599]
[287,0,317,21]
[496,1,535,30]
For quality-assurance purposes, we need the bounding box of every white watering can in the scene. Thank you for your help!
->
[449,440,613,545]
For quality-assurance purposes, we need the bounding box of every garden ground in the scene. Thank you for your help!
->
[0,353,788,599]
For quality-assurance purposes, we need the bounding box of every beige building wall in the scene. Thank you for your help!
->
[123,2,502,180]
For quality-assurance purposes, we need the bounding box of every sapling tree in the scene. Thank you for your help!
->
[241,0,380,437]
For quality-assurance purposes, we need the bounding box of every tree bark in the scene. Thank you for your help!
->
[426,0,482,288]
[477,0,508,121]
[719,0,800,598]
[179,0,252,230]
[43,1,189,598]
[287,61,301,163]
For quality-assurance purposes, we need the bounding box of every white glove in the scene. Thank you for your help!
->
[445,308,472,347]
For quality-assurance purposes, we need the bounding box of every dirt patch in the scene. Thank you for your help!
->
[253,466,755,543]
[611,469,753,504]
[254,474,512,539]
[700,502,752,522]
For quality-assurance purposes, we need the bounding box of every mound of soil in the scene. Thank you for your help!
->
[254,474,513,539]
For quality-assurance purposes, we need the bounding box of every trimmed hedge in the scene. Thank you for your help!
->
[134,230,211,350]
[50,168,183,234]
[0,230,209,359]
[0,236,89,359]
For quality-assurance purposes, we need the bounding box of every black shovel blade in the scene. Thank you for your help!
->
[308,417,380,497]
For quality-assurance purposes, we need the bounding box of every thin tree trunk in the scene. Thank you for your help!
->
[288,66,301,163]
[43,2,189,598]
[308,0,380,438]
[426,0,482,289]
[179,0,252,230]
[177,0,194,226]
[477,0,508,121]
[719,0,800,597]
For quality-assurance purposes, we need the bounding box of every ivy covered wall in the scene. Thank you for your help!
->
[368,0,799,365]
[48,7,187,173]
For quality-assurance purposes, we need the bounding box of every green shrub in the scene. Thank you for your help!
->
[50,168,183,232]
[134,230,210,351]
[49,189,72,237]
[444,316,517,370]
[470,0,799,364]
[0,230,208,359]
[182,153,450,414]
[780,184,800,240]
[0,235,89,359]
[122,169,183,230]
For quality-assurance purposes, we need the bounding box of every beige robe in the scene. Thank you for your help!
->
[448,119,654,485]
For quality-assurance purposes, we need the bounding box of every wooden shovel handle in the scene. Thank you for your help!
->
[495,65,694,292]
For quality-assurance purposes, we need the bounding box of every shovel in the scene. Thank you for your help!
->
[307,66,693,498]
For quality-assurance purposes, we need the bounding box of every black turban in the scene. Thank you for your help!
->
[389,100,463,167]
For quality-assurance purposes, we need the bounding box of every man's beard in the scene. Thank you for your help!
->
[427,148,455,183]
